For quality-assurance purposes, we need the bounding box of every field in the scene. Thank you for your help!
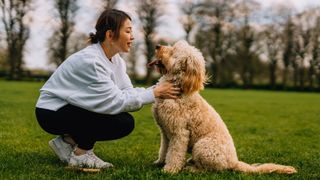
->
[0,80,319,179]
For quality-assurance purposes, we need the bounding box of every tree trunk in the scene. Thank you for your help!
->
[269,63,276,89]
[145,37,155,85]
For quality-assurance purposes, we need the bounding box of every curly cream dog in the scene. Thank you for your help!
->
[149,40,297,174]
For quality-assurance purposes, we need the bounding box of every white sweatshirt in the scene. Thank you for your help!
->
[36,43,155,115]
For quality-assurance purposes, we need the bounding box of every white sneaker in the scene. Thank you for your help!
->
[49,136,73,163]
[68,150,113,169]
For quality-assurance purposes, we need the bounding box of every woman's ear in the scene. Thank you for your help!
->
[181,55,205,95]
[105,30,114,41]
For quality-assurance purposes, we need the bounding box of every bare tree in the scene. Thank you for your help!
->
[0,0,32,79]
[292,8,320,90]
[294,27,311,89]
[317,58,320,90]
[310,16,320,89]
[195,0,236,86]
[104,0,117,9]
[281,19,295,88]
[234,0,260,88]
[236,21,255,88]
[0,48,7,76]
[48,0,78,67]
[263,25,282,89]
[292,12,315,90]
[125,42,140,83]
[180,0,200,43]
[137,0,163,84]
[276,5,296,89]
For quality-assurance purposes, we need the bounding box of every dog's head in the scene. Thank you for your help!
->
[149,40,206,95]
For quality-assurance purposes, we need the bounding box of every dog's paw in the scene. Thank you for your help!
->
[281,166,297,174]
[163,165,181,174]
[153,159,165,167]
[184,165,200,173]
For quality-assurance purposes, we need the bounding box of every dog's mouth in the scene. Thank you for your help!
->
[147,59,167,74]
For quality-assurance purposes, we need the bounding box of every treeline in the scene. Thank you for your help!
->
[1,0,320,92]
[178,0,320,91]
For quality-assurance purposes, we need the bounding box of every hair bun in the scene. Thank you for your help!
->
[89,32,98,44]
[89,32,95,37]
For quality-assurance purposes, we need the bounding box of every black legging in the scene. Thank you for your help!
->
[35,104,134,150]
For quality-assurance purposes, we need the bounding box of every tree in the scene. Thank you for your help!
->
[0,0,32,80]
[293,27,311,89]
[137,0,164,84]
[317,58,320,90]
[48,0,78,67]
[310,16,320,89]
[292,11,316,90]
[180,0,200,43]
[0,48,7,76]
[104,0,117,9]
[234,0,260,88]
[282,19,295,88]
[263,25,282,89]
[280,8,296,89]
[236,21,256,88]
[195,0,236,86]
[125,42,140,83]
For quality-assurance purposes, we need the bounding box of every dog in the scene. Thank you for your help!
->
[148,40,297,174]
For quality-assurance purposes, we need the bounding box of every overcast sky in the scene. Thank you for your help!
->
[260,0,320,11]
[23,0,320,70]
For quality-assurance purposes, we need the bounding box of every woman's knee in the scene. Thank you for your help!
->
[120,113,135,136]
[78,112,135,141]
[35,108,64,135]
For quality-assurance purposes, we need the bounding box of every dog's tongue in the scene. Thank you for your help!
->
[147,59,158,68]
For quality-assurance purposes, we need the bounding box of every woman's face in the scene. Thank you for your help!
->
[113,18,134,53]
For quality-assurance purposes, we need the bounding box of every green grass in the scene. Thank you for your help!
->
[0,80,319,179]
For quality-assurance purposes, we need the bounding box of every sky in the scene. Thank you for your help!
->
[20,0,320,71]
[259,0,320,11]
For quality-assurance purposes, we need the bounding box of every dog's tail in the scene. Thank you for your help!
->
[233,161,297,174]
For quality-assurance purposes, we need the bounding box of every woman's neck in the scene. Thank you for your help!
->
[100,42,117,61]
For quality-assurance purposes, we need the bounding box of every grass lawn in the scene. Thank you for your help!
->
[0,80,319,179]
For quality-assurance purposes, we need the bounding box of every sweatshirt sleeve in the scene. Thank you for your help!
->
[66,57,155,115]
[117,59,155,93]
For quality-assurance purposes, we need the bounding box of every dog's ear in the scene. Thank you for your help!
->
[181,52,206,95]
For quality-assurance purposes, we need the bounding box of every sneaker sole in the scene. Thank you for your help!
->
[49,140,68,163]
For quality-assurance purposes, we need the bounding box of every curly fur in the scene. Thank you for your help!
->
[151,40,297,174]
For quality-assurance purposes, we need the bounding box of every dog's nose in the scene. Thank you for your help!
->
[156,44,161,50]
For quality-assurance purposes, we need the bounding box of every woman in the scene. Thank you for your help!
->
[35,9,180,169]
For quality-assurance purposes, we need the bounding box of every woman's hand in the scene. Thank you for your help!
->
[153,81,181,99]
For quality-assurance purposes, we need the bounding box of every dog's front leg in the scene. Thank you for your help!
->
[163,129,190,174]
[154,128,169,166]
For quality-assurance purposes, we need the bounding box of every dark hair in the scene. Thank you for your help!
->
[89,9,131,44]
